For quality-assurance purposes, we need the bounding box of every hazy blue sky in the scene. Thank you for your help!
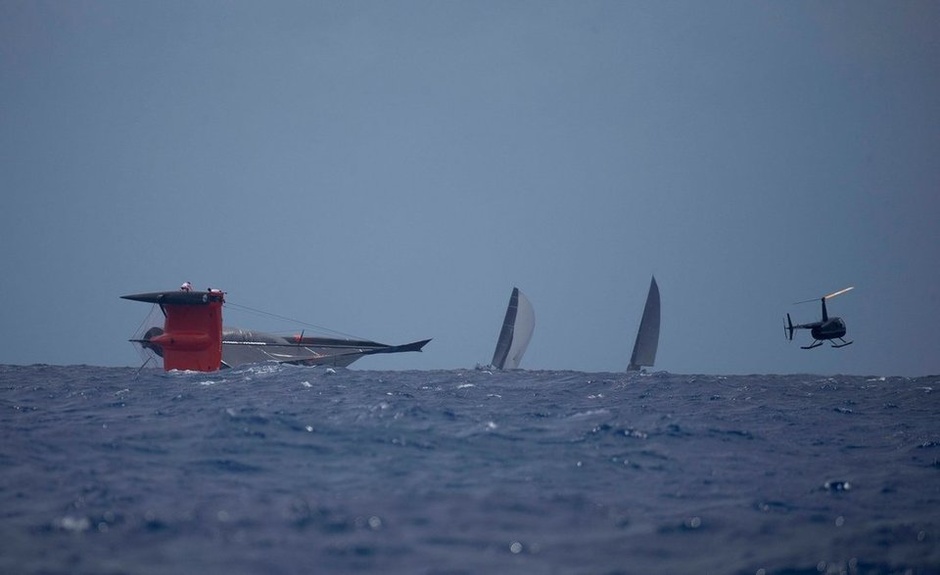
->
[2,1,938,376]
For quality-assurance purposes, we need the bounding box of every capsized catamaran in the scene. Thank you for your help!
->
[122,288,431,372]
[627,276,660,371]
[489,287,535,369]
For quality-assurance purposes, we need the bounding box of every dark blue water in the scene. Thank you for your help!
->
[1,364,938,574]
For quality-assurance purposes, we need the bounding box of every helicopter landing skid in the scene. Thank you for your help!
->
[801,338,853,350]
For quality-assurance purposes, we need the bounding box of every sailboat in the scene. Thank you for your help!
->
[122,288,430,372]
[489,287,535,370]
[627,276,660,371]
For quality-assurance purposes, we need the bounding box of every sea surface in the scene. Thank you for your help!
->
[1,364,938,575]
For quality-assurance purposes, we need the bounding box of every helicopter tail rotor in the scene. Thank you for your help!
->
[784,313,794,341]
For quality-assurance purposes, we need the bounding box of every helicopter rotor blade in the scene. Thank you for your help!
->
[823,286,854,300]
[793,286,854,305]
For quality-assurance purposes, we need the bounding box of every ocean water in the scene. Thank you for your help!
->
[1,364,938,575]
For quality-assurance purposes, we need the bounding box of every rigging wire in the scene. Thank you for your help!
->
[134,356,153,380]
[223,301,363,340]
[130,303,159,338]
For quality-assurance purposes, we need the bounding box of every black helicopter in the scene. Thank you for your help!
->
[785,286,854,349]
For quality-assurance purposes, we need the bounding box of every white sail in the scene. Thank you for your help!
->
[628,276,660,371]
[490,287,535,369]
